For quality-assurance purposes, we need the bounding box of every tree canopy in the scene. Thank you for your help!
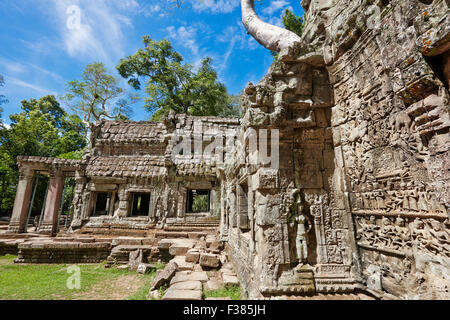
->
[0,96,87,214]
[271,9,305,59]
[63,62,139,127]
[117,36,239,121]
[282,8,304,38]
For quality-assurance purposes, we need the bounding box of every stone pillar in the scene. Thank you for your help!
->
[109,192,116,216]
[39,169,64,236]
[7,167,35,233]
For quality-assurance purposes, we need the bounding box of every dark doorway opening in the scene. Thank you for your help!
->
[130,193,150,216]
[186,190,210,213]
[93,192,110,216]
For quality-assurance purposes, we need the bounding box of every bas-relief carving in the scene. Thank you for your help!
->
[8,0,450,301]
[221,0,450,300]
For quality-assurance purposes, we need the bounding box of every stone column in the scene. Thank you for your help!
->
[39,169,64,236]
[7,167,35,233]
[109,192,116,216]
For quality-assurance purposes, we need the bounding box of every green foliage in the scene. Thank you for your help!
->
[58,148,86,160]
[203,284,242,300]
[271,9,305,59]
[0,256,158,300]
[117,36,240,120]
[282,8,305,37]
[219,93,243,118]
[63,62,138,125]
[192,194,209,212]
[0,96,87,215]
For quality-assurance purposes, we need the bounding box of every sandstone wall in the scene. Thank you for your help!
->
[71,116,239,230]
[316,0,449,299]
[224,0,449,299]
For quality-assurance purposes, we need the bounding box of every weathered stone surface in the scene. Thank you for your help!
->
[185,248,200,263]
[162,289,202,300]
[137,263,156,274]
[150,261,178,291]
[199,253,221,268]
[168,239,195,256]
[222,274,239,287]
[147,289,161,300]
[169,280,202,291]
[169,256,194,271]
[6,0,450,302]
[205,279,222,291]
[129,249,144,271]
[170,271,209,284]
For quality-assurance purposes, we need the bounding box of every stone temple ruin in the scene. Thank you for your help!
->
[1,0,450,300]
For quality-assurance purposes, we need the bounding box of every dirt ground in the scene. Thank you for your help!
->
[72,274,146,300]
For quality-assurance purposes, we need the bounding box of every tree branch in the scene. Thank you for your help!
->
[241,0,301,52]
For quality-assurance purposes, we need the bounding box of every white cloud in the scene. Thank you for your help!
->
[262,0,289,16]
[189,0,239,14]
[7,76,56,96]
[0,58,26,74]
[259,0,293,28]
[166,26,200,56]
[48,0,135,68]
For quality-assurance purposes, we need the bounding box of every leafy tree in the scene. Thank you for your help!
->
[271,9,305,59]
[282,8,305,37]
[0,96,87,215]
[117,36,239,120]
[63,62,138,128]
[218,93,243,118]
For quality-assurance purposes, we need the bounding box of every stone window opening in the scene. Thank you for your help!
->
[238,182,249,231]
[186,189,210,213]
[130,193,151,217]
[92,192,111,216]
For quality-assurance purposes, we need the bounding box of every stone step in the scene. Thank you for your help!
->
[170,271,209,285]
[162,289,202,300]
[222,274,239,287]
[169,256,194,271]
[170,280,203,291]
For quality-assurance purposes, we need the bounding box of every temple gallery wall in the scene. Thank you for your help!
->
[3,0,450,299]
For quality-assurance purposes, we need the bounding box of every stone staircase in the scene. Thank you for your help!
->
[147,233,240,300]
[163,221,219,233]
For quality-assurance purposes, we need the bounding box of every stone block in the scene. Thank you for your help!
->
[137,263,157,274]
[157,239,174,250]
[252,168,279,190]
[162,289,202,300]
[185,249,200,263]
[170,280,202,291]
[199,253,221,268]
[150,261,178,291]
[170,271,209,284]
[168,240,195,256]
[169,256,194,271]
[223,274,239,287]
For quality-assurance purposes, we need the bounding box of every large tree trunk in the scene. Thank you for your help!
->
[241,0,301,52]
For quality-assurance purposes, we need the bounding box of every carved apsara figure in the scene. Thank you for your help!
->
[392,217,411,250]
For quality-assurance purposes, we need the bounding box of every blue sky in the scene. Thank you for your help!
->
[0,0,304,123]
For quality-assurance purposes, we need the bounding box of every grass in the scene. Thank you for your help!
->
[203,284,241,300]
[0,255,160,300]
[128,263,166,300]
